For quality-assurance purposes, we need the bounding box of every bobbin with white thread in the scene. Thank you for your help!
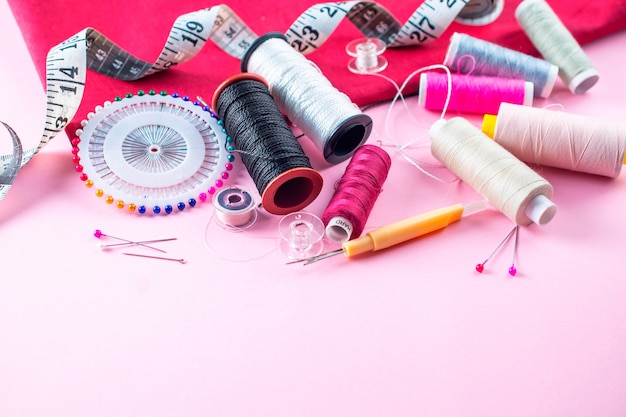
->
[430,117,557,226]
[346,38,388,74]
[241,32,372,164]
[443,32,559,98]
[212,185,258,229]
[515,0,599,94]
[482,102,626,178]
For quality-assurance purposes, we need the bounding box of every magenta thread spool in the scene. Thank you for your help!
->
[322,144,392,243]
[418,72,533,115]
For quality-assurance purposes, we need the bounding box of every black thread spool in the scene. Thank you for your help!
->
[212,73,323,215]
[241,32,373,164]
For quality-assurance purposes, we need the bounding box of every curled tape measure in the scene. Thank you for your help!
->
[1,0,503,209]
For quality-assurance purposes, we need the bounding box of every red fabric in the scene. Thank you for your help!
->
[7,0,626,140]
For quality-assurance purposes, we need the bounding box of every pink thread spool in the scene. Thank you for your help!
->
[418,72,534,114]
[322,144,392,243]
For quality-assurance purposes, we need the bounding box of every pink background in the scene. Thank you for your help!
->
[1,0,626,416]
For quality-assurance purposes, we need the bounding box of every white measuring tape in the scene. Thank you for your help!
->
[0,0,503,210]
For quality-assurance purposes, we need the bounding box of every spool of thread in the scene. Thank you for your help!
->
[241,32,372,164]
[418,72,533,115]
[443,32,559,98]
[212,186,258,228]
[482,102,626,178]
[515,0,599,94]
[430,117,557,226]
[322,144,392,243]
[212,73,323,215]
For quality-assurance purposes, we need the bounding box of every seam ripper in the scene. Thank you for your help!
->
[289,200,488,265]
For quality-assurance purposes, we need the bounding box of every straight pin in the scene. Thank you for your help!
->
[123,252,187,264]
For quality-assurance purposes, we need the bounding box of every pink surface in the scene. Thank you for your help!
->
[2,0,626,416]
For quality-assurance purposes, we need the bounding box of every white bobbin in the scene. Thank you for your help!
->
[346,38,388,74]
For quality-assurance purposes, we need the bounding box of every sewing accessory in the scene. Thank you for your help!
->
[509,225,519,276]
[0,121,23,202]
[430,117,557,226]
[278,211,325,260]
[123,253,187,264]
[475,225,517,273]
[98,238,177,250]
[418,72,533,115]
[322,144,392,243]
[290,200,488,265]
[212,73,323,215]
[443,32,559,98]
[482,102,626,178]
[515,0,599,94]
[346,38,388,74]
[93,229,175,252]
[212,185,258,229]
[73,91,233,214]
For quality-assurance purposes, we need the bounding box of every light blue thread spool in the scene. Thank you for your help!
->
[444,32,559,98]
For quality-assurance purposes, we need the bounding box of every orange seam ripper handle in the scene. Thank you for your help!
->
[342,204,465,257]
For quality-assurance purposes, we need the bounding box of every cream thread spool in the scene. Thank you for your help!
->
[430,117,557,226]
[482,102,626,178]
[515,0,599,94]
[346,38,388,74]
[241,32,372,164]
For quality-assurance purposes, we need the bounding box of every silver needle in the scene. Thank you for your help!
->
[123,253,187,264]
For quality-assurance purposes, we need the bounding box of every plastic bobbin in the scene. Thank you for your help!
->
[346,38,388,74]
[212,185,258,230]
[278,211,325,260]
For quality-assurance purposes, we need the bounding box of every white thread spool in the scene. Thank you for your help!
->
[482,103,626,178]
[515,0,599,94]
[444,32,559,98]
[430,117,557,226]
[241,32,372,164]
[346,38,388,74]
